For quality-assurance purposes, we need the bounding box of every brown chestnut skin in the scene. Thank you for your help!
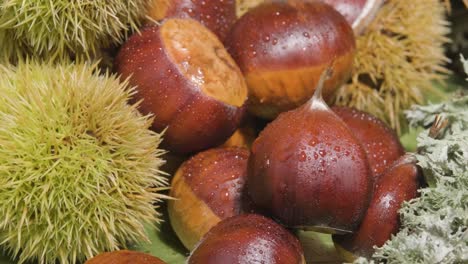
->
[188,214,306,264]
[148,0,236,40]
[247,85,372,232]
[225,1,356,119]
[114,19,248,154]
[168,147,250,250]
[85,250,166,264]
[333,106,405,179]
[333,154,422,261]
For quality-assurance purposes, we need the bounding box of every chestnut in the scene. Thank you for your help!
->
[333,106,405,179]
[225,1,356,119]
[222,116,257,149]
[147,0,236,40]
[168,147,250,250]
[247,69,372,233]
[321,0,384,33]
[333,154,422,261]
[115,18,248,154]
[85,250,166,264]
[188,214,306,264]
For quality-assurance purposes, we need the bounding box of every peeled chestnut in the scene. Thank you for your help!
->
[225,1,356,119]
[188,214,306,264]
[333,106,405,178]
[148,0,236,40]
[333,154,422,261]
[168,147,250,250]
[85,250,166,264]
[247,70,372,232]
[115,19,248,154]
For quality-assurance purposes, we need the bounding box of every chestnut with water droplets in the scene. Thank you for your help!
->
[168,147,250,250]
[188,214,306,264]
[333,154,422,261]
[333,106,405,179]
[225,1,356,119]
[114,18,248,154]
[148,0,236,40]
[247,69,372,233]
[85,250,166,264]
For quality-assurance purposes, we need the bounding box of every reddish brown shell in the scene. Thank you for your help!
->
[188,214,305,264]
[333,155,422,259]
[333,106,405,179]
[247,102,372,232]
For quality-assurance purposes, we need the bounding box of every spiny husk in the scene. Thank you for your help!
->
[0,0,147,62]
[332,0,451,133]
[0,62,167,264]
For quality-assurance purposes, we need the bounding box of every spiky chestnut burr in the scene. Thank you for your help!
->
[247,69,372,233]
[115,18,248,154]
[86,250,166,264]
[188,214,306,264]
[0,62,167,264]
[333,106,404,178]
[0,0,147,62]
[225,1,356,119]
[333,154,422,261]
[147,0,236,40]
[168,147,250,250]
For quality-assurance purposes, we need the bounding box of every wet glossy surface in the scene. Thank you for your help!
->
[114,19,245,153]
[181,147,250,218]
[225,1,356,118]
[188,214,305,264]
[333,106,405,179]
[247,102,372,231]
[333,155,421,258]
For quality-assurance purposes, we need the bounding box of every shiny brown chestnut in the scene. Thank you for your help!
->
[225,1,356,119]
[85,250,166,264]
[148,0,236,40]
[188,214,306,264]
[333,154,422,261]
[333,106,405,179]
[115,18,248,154]
[247,69,372,233]
[168,147,250,250]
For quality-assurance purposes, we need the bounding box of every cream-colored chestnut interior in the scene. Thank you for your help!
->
[162,19,248,107]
